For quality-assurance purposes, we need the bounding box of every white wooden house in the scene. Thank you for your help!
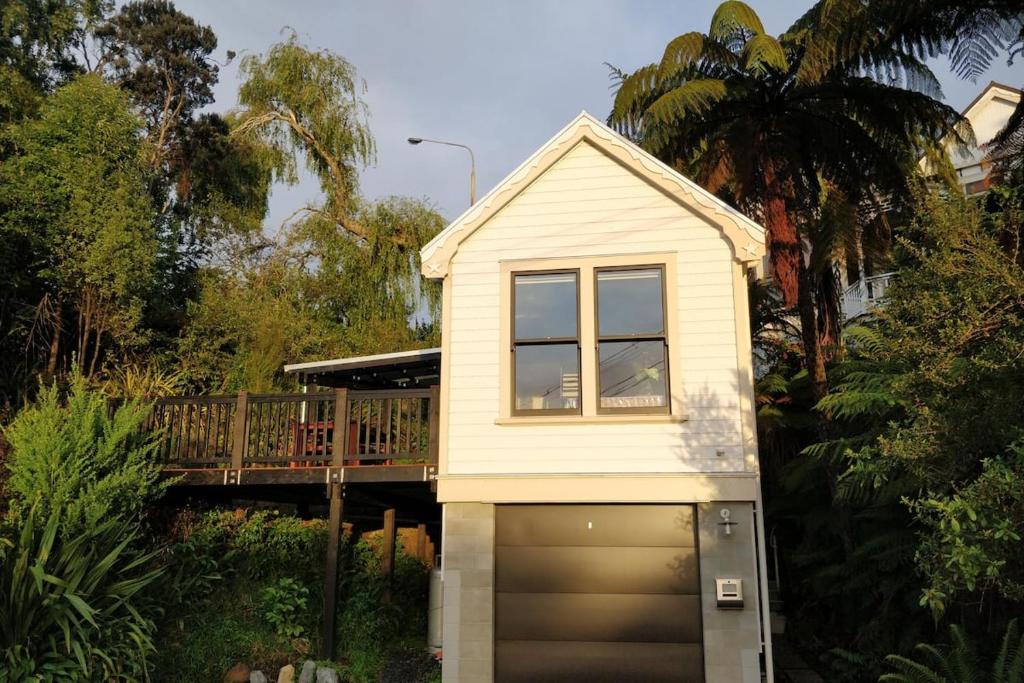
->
[420,112,773,683]
[843,81,1023,321]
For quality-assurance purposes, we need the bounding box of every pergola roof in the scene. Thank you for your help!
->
[284,348,441,390]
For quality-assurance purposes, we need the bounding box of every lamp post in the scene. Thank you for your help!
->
[407,137,477,206]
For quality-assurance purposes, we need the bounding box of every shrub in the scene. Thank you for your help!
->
[0,505,162,681]
[0,374,167,680]
[881,619,1024,682]
[152,509,330,681]
[3,373,166,534]
[260,577,310,638]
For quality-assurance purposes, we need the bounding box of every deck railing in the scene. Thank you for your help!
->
[842,272,895,320]
[149,387,439,469]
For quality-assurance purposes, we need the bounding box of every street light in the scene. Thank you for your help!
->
[407,137,477,206]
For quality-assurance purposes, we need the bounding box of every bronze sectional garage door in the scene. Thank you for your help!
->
[495,504,703,682]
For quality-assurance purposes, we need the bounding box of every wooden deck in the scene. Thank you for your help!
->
[149,386,439,486]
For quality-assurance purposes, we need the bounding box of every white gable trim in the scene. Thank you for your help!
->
[961,81,1022,121]
[419,111,766,279]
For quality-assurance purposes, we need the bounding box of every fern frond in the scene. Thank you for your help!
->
[658,32,706,81]
[881,653,946,683]
[742,33,790,75]
[645,79,727,125]
[993,618,1021,683]
[710,0,766,41]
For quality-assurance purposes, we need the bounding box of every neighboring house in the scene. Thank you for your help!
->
[841,81,1022,321]
[420,112,773,683]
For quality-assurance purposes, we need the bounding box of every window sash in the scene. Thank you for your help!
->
[594,265,669,415]
[512,269,581,415]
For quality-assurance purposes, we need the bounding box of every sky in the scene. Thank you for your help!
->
[174,0,1022,230]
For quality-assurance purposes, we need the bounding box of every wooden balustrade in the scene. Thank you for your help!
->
[150,387,438,470]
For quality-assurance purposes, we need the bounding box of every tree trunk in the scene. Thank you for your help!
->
[46,302,62,379]
[761,157,801,308]
[761,156,827,398]
[798,257,828,403]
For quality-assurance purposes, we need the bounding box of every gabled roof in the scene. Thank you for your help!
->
[961,81,1022,119]
[419,111,766,279]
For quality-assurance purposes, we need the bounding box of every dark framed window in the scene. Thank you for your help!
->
[512,270,581,415]
[595,266,669,414]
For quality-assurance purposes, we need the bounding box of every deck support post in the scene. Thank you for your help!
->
[382,508,397,602]
[331,388,349,466]
[320,482,345,659]
[230,391,248,469]
[416,523,427,562]
[427,384,440,465]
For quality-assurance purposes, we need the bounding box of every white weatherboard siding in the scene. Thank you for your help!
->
[446,141,746,475]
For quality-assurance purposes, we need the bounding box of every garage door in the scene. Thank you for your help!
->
[495,504,703,682]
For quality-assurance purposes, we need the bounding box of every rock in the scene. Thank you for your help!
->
[315,667,339,683]
[298,660,316,683]
[250,672,268,683]
[277,664,295,683]
[223,663,250,683]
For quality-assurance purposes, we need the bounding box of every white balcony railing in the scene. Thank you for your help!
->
[842,272,895,320]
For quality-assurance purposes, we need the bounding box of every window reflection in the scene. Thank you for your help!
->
[515,344,580,411]
[514,272,578,340]
[598,340,667,409]
[597,268,664,337]
[596,267,668,413]
[513,271,580,415]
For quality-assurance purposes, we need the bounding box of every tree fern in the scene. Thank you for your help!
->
[607,0,965,398]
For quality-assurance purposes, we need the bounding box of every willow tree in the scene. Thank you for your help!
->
[609,0,967,398]
[232,34,440,323]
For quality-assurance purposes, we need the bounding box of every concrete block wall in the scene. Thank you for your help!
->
[698,502,763,683]
[441,503,495,683]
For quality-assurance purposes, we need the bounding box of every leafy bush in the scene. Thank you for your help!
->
[881,619,1024,682]
[152,509,432,683]
[152,509,329,681]
[0,374,166,680]
[0,506,162,682]
[3,374,166,535]
[261,577,310,638]
[335,537,430,683]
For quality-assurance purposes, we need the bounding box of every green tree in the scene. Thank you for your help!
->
[608,0,966,398]
[0,0,110,121]
[3,372,166,534]
[815,187,1024,620]
[94,0,219,171]
[0,73,156,380]
[171,34,445,393]
[232,33,438,311]
[176,195,443,394]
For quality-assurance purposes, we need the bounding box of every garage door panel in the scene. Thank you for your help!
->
[495,593,701,643]
[496,640,704,683]
[495,505,703,682]
[495,545,699,595]
[496,504,696,547]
